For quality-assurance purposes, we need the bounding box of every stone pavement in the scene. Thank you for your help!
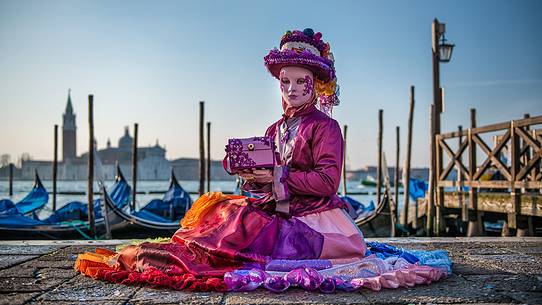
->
[0,237,541,305]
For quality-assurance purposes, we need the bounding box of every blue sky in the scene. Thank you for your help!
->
[1,0,541,169]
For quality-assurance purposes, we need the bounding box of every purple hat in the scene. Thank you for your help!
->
[264,28,336,82]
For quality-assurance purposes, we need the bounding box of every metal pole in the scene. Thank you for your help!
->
[131,123,138,211]
[87,94,95,238]
[52,124,58,211]
[342,125,348,196]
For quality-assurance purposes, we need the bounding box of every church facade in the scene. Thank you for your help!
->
[20,91,171,180]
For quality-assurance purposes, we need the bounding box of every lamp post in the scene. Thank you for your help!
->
[430,18,454,236]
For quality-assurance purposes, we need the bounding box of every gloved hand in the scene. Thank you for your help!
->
[238,169,274,184]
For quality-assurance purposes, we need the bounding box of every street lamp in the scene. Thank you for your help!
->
[429,18,455,237]
[439,34,455,63]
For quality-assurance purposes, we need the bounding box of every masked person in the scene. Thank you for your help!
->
[75,29,451,293]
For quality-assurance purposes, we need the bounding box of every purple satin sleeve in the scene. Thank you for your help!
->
[286,119,343,197]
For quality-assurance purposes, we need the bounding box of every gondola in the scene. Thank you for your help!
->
[355,191,395,237]
[354,154,399,237]
[106,170,191,237]
[133,171,192,222]
[341,195,376,220]
[0,168,131,239]
[0,171,48,215]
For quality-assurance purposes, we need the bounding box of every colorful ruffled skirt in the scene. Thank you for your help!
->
[75,192,452,292]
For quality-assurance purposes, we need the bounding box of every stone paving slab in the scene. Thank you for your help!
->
[27,301,124,305]
[223,290,369,305]
[0,254,39,269]
[0,292,41,305]
[465,254,542,275]
[36,275,139,302]
[362,274,517,304]
[0,237,541,304]
[0,265,74,278]
[130,288,225,305]
[0,245,64,255]
[0,276,67,293]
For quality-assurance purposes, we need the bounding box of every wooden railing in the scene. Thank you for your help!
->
[434,114,542,235]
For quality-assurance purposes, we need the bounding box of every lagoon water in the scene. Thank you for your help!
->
[0,179,407,218]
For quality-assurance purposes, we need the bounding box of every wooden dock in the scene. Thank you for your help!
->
[1,237,541,304]
[420,113,542,236]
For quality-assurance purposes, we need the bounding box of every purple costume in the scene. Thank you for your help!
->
[74,28,450,294]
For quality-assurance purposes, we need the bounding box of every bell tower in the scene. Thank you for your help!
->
[62,89,77,161]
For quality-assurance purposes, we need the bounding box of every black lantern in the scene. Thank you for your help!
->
[439,35,455,63]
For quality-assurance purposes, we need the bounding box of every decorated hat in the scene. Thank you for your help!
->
[264,28,340,114]
[264,28,335,82]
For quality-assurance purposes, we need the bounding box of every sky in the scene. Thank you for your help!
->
[1,0,541,170]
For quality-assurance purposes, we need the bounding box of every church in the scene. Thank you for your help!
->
[20,90,170,180]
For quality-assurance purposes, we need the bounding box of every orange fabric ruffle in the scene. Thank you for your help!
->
[74,247,117,278]
[180,192,245,230]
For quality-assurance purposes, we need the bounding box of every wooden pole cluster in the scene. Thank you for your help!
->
[342,125,348,197]
[87,95,95,238]
[52,124,58,211]
[402,86,415,228]
[206,122,211,193]
[377,110,383,205]
[8,163,13,197]
[199,101,205,196]
[131,123,138,211]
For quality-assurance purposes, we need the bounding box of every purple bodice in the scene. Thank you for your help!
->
[244,105,347,217]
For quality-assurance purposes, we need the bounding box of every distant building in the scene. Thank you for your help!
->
[62,89,77,161]
[171,158,233,181]
[347,166,429,183]
[19,90,172,180]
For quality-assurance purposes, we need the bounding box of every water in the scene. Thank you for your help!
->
[0,179,408,213]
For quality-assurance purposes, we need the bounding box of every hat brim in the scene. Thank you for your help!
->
[264,49,334,82]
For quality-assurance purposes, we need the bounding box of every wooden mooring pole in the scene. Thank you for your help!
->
[199,101,205,196]
[426,104,435,236]
[131,123,138,211]
[8,163,13,197]
[458,125,467,231]
[87,94,95,238]
[522,113,534,236]
[342,125,348,197]
[402,86,415,228]
[467,108,481,236]
[206,121,211,193]
[52,124,58,211]
[377,110,383,205]
[394,126,400,222]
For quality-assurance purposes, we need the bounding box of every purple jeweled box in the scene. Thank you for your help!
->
[225,136,276,173]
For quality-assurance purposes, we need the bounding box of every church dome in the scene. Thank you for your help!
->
[118,126,133,151]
